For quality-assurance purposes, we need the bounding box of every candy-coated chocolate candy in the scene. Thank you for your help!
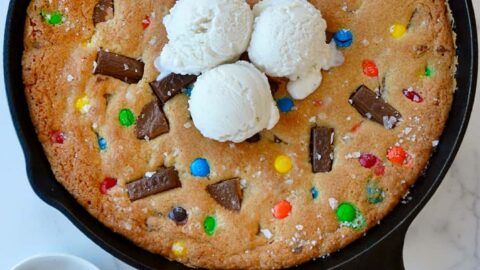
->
[168,207,188,226]
[390,24,407,39]
[359,153,378,169]
[203,215,217,236]
[277,97,294,113]
[387,146,408,164]
[333,29,353,48]
[98,137,107,151]
[362,60,379,77]
[49,130,65,144]
[424,66,434,77]
[184,84,194,97]
[190,158,210,177]
[403,88,424,103]
[142,16,151,30]
[310,187,319,200]
[100,177,117,194]
[274,155,292,174]
[171,241,187,257]
[272,200,292,219]
[367,180,385,204]
[119,109,135,127]
[336,202,356,222]
[75,96,91,113]
[41,10,64,25]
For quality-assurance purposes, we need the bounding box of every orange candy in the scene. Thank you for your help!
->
[272,200,292,219]
[387,146,408,164]
[362,59,379,77]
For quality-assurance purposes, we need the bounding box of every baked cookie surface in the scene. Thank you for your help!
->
[22,0,455,269]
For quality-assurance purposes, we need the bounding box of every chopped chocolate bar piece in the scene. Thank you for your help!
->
[268,77,280,95]
[127,167,181,201]
[94,50,144,84]
[93,0,114,26]
[149,74,197,104]
[246,133,261,143]
[310,126,335,173]
[239,52,250,62]
[206,178,243,211]
[135,100,169,140]
[349,85,402,129]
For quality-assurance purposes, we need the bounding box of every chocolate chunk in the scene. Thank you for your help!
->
[206,178,242,211]
[239,52,250,62]
[268,77,280,95]
[135,100,169,140]
[349,85,402,129]
[149,74,197,104]
[94,50,144,84]
[93,0,114,25]
[246,133,261,143]
[310,126,335,173]
[127,167,181,201]
[326,31,334,43]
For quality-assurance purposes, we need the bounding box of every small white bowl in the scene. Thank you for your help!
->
[11,254,100,270]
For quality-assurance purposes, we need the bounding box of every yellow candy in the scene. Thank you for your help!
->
[274,155,293,174]
[390,24,407,39]
[171,241,187,257]
[75,96,91,113]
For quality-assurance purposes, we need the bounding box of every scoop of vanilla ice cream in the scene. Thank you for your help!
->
[189,61,280,143]
[157,0,253,75]
[248,0,343,100]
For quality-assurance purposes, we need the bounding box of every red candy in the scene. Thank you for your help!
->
[374,163,386,176]
[49,131,65,144]
[362,60,379,77]
[359,154,378,168]
[100,177,117,194]
[402,88,424,103]
[387,146,408,164]
[142,16,151,30]
[272,200,292,219]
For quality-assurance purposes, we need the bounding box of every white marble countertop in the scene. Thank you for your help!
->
[1,1,479,270]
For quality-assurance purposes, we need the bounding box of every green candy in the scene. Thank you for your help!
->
[336,203,356,222]
[203,215,217,236]
[336,202,366,230]
[425,66,434,77]
[40,10,64,25]
[119,109,135,127]
[367,180,385,204]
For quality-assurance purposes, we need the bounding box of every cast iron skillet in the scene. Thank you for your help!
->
[4,0,478,269]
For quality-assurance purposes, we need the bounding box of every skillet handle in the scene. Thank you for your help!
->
[339,221,411,270]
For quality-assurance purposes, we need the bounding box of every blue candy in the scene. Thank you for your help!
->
[190,158,210,177]
[277,97,294,113]
[98,137,107,151]
[184,84,194,97]
[333,29,353,48]
[310,187,319,200]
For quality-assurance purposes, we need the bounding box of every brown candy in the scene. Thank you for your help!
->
[206,178,243,211]
[135,100,169,140]
[94,50,144,84]
[127,167,181,201]
[310,126,335,173]
[149,74,197,104]
[93,0,114,25]
[349,85,402,129]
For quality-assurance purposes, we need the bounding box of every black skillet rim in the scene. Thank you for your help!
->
[4,0,478,269]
